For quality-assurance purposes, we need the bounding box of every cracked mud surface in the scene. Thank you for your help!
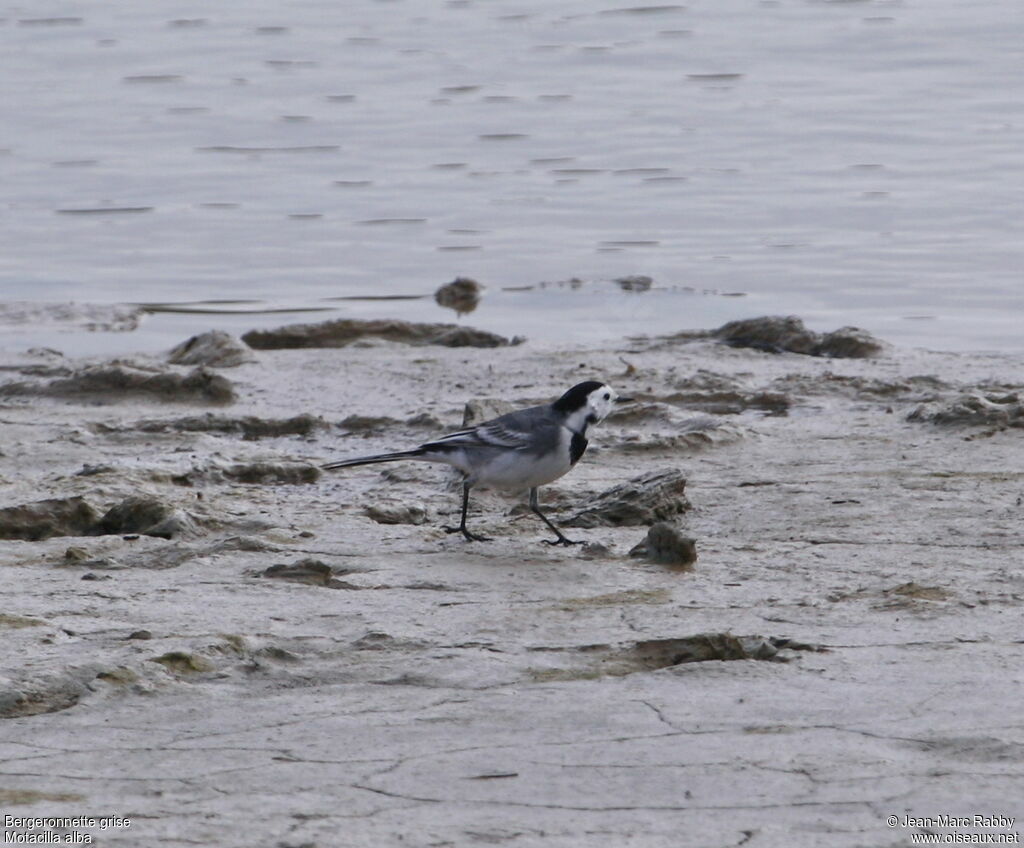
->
[2,331,1023,846]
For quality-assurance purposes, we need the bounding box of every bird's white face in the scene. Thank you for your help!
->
[586,384,618,424]
[562,383,618,434]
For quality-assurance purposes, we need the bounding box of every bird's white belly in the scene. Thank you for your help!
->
[472,429,574,490]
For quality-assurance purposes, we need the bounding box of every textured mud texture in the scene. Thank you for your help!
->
[564,468,691,527]
[908,391,1024,428]
[0,495,200,541]
[1,327,1023,847]
[94,495,199,539]
[0,363,235,404]
[242,317,516,349]
[125,412,326,440]
[713,315,884,358]
[0,498,99,541]
[176,461,321,486]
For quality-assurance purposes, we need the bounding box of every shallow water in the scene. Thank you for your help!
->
[2,0,1022,355]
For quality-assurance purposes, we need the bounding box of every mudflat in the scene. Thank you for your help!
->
[1,319,1022,846]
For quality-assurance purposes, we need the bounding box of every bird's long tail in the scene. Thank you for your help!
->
[321,447,428,471]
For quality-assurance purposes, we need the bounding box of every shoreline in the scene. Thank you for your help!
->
[1,316,1022,845]
[3,296,1021,362]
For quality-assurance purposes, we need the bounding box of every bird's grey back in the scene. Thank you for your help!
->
[484,404,562,455]
[420,402,560,457]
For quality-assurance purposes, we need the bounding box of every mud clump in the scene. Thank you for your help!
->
[908,392,1024,428]
[242,317,517,350]
[151,651,216,675]
[663,390,789,416]
[133,413,325,440]
[629,522,697,569]
[532,634,826,681]
[876,582,952,609]
[0,302,142,334]
[365,504,427,525]
[463,397,516,426]
[223,462,320,485]
[262,558,360,589]
[0,669,96,718]
[0,364,235,404]
[95,495,199,539]
[0,497,100,541]
[815,326,885,358]
[167,330,255,368]
[435,276,482,315]
[338,414,403,433]
[615,275,653,293]
[628,634,820,669]
[772,372,947,403]
[715,316,883,358]
[564,469,690,528]
[655,371,790,415]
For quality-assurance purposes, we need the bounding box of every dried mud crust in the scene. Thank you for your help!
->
[0,328,1022,847]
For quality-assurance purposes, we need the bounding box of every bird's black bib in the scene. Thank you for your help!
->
[569,432,588,465]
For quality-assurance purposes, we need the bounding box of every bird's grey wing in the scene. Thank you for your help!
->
[421,404,558,454]
[425,405,557,452]
[424,420,531,451]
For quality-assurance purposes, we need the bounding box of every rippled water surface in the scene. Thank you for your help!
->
[2,0,1022,353]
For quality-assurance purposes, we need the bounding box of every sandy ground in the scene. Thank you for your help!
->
[1,324,1023,847]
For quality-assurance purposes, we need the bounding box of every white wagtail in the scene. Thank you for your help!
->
[322,381,629,545]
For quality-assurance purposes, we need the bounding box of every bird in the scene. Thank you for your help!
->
[321,381,629,545]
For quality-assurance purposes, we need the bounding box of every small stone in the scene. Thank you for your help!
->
[64,546,89,562]
[126,630,153,640]
[629,522,697,569]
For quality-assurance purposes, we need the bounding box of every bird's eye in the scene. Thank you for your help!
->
[603,392,610,400]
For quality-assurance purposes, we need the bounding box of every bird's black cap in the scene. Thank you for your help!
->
[552,381,608,413]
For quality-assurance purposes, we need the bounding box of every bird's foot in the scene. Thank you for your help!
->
[542,535,584,547]
[443,525,492,542]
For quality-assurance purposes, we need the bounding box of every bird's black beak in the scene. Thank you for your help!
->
[615,396,635,404]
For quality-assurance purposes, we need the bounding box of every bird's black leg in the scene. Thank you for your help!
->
[443,482,491,542]
[530,487,583,546]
